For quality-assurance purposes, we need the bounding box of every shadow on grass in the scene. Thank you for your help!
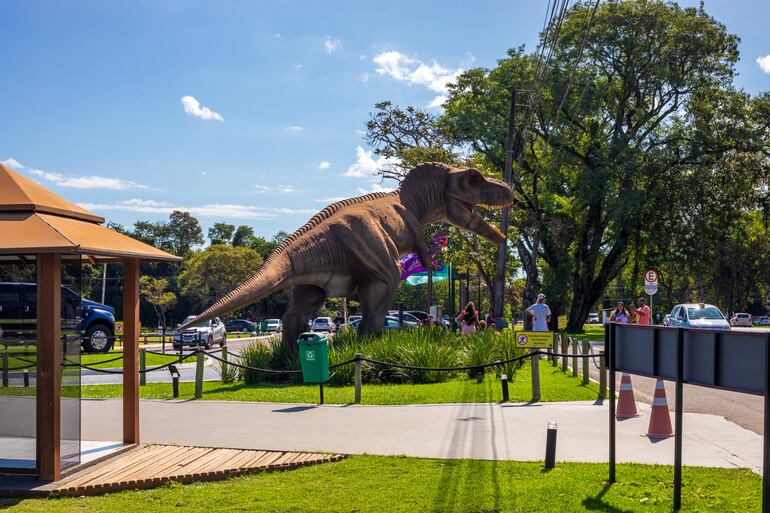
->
[582,483,633,513]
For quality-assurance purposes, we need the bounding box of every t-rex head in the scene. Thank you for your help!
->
[400,162,513,245]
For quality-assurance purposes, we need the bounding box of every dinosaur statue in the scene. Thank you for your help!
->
[180,162,512,346]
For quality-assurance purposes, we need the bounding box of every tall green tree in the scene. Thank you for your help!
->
[208,222,236,245]
[168,210,204,256]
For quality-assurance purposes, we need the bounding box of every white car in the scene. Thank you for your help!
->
[730,313,752,327]
[311,317,335,332]
[262,318,282,332]
[386,311,420,326]
[173,315,227,349]
[665,304,730,330]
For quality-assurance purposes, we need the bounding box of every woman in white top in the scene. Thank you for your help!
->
[610,301,631,324]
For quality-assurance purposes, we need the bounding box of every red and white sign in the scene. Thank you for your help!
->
[644,269,659,286]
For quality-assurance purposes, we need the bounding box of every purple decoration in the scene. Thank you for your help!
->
[399,253,444,280]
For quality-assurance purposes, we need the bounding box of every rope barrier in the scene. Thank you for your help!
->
[204,351,302,374]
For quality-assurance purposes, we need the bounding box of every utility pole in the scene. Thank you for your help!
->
[101,263,107,304]
[493,87,517,320]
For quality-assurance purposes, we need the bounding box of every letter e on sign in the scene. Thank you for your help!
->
[644,269,659,286]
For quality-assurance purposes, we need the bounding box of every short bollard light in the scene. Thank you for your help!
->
[501,374,510,402]
[544,421,558,469]
[169,364,180,398]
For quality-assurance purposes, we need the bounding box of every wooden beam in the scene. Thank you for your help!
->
[37,253,61,481]
[122,258,140,444]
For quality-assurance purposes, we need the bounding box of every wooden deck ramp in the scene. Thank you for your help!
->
[51,445,345,496]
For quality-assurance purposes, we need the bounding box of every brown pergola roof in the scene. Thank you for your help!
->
[0,164,180,262]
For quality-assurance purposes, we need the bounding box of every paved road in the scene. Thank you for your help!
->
[565,340,766,435]
[72,398,762,473]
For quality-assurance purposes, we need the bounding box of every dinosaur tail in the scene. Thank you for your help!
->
[177,253,293,330]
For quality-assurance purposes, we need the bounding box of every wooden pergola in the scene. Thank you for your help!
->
[0,163,180,481]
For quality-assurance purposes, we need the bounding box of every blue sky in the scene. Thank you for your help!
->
[2,0,768,241]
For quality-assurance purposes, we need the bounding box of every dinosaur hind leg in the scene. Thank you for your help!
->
[282,285,327,349]
[358,279,397,337]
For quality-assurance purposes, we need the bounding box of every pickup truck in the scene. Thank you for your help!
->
[0,282,116,353]
[172,315,227,349]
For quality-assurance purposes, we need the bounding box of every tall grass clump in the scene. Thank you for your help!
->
[497,330,529,378]
[460,331,501,378]
[238,340,273,384]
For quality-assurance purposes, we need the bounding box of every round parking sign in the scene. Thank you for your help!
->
[644,269,659,285]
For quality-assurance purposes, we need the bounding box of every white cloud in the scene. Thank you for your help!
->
[4,158,147,190]
[79,199,315,220]
[286,125,304,132]
[181,95,224,122]
[372,50,464,108]
[324,37,342,54]
[1,158,23,170]
[344,146,400,178]
[426,95,447,109]
[356,182,395,195]
[757,55,770,74]
[254,184,297,193]
[318,161,331,170]
[272,33,281,39]
[314,196,347,203]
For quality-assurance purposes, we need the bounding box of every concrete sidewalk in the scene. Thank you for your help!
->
[81,399,763,474]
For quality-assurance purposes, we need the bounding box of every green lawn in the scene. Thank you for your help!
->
[1,455,760,512]
[3,350,184,371]
[0,360,600,404]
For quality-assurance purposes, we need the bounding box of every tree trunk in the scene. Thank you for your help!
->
[517,238,539,331]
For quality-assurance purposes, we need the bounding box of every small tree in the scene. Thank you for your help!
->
[140,276,177,334]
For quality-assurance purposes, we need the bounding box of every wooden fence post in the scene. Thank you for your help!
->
[552,334,559,367]
[195,350,204,399]
[582,339,590,385]
[221,346,228,381]
[2,347,8,387]
[531,349,541,402]
[139,348,146,386]
[572,338,578,378]
[354,354,362,404]
[599,349,607,401]
[561,336,569,372]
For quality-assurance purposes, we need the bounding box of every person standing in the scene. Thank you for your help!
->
[485,309,497,332]
[610,301,631,324]
[456,301,479,336]
[629,297,651,325]
[526,293,551,332]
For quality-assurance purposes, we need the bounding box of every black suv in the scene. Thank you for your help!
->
[0,282,116,353]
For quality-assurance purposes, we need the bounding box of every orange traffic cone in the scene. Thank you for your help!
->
[616,372,639,419]
[645,379,674,439]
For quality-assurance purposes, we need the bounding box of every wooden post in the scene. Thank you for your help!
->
[221,346,228,381]
[599,348,607,401]
[354,354,362,404]
[139,348,146,386]
[2,348,8,387]
[122,258,140,445]
[551,333,561,367]
[530,349,541,402]
[582,339,590,385]
[195,350,204,399]
[37,252,61,481]
[561,336,568,372]
[572,338,578,377]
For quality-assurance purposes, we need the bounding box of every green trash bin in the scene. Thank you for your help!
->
[297,332,330,383]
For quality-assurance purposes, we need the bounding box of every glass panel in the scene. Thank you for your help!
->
[60,258,82,470]
[0,262,37,471]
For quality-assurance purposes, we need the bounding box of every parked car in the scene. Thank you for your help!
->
[346,316,407,331]
[730,313,752,327]
[754,316,770,326]
[387,311,420,326]
[172,315,227,349]
[261,318,282,332]
[225,319,257,333]
[407,310,430,322]
[0,282,116,353]
[587,313,600,324]
[663,314,671,327]
[311,317,335,332]
[665,304,730,330]
[346,315,362,325]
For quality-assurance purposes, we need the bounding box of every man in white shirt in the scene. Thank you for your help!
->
[526,293,552,331]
